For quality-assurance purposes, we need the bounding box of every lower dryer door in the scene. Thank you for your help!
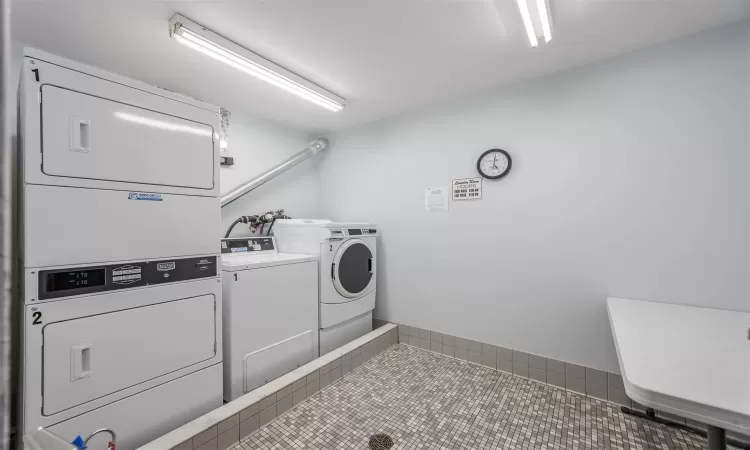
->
[42,294,216,415]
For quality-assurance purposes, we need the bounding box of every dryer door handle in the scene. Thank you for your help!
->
[331,263,336,281]
[368,258,373,273]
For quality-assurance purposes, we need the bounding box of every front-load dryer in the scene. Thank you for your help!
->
[221,236,318,402]
[273,220,377,355]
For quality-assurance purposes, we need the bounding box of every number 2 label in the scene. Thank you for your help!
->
[32,311,42,325]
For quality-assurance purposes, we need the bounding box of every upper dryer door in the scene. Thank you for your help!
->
[41,86,215,190]
[331,239,375,300]
[21,56,220,196]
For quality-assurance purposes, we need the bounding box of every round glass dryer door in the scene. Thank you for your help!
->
[332,239,374,298]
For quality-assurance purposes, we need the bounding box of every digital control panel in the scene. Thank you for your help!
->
[221,237,275,254]
[347,228,377,236]
[46,268,106,292]
[38,255,218,300]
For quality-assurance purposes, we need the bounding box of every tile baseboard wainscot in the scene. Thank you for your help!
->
[396,323,633,408]
[138,324,399,450]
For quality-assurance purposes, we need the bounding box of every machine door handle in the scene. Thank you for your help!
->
[70,118,91,152]
[71,343,92,381]
[368,258,373,273]
[331,263,336,281]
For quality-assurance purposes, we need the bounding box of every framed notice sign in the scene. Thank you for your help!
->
[452,177,482,200]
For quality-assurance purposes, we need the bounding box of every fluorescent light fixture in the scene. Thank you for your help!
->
[169,14,345,112]
[536,0,552,43]
[516,0,538,48]
[516,0,552,47]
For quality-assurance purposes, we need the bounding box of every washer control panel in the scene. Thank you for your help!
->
[221,237,275,254]
[346,228,377,236]
[38,255,217,300]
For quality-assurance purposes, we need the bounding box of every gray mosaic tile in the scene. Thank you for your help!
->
[236,344,730,450]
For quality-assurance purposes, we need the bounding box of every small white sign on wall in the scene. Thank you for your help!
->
[452,177,482,200]
[425,187,450,213]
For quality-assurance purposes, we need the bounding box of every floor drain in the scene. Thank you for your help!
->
[368,434,394,450]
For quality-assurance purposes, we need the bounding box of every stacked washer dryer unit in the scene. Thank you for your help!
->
[17,48,223,450]
[273,220,377,355]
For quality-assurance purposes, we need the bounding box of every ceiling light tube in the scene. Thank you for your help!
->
[516,0,538,48]
[536,0,552,43]
[169,14,345,112]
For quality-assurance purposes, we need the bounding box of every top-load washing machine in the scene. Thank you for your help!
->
[221,236,318,402]
[273,220,377,355]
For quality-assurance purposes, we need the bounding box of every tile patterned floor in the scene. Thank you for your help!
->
[233,344,734,450]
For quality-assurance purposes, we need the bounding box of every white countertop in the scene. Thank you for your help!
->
[606,297,750,435]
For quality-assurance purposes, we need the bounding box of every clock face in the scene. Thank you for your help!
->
[477,149,512,180]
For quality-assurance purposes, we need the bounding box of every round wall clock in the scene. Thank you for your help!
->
[477,149,512,180]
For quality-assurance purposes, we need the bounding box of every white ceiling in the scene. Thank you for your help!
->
[11,0,750,133]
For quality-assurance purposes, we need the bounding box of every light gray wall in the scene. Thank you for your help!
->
[220,112,322,238]
[319,23,750,372]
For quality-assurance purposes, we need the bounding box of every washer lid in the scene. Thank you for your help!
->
[222,253,317,271]
[332,239,375,298]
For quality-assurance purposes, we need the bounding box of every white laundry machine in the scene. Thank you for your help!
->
[221,236,318,402]
[273,220,377,355]
[17,48,223,450]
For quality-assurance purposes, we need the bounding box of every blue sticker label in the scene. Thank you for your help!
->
[128,192,162,201]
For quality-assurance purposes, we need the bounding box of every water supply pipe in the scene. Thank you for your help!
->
[220,137,328,207]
